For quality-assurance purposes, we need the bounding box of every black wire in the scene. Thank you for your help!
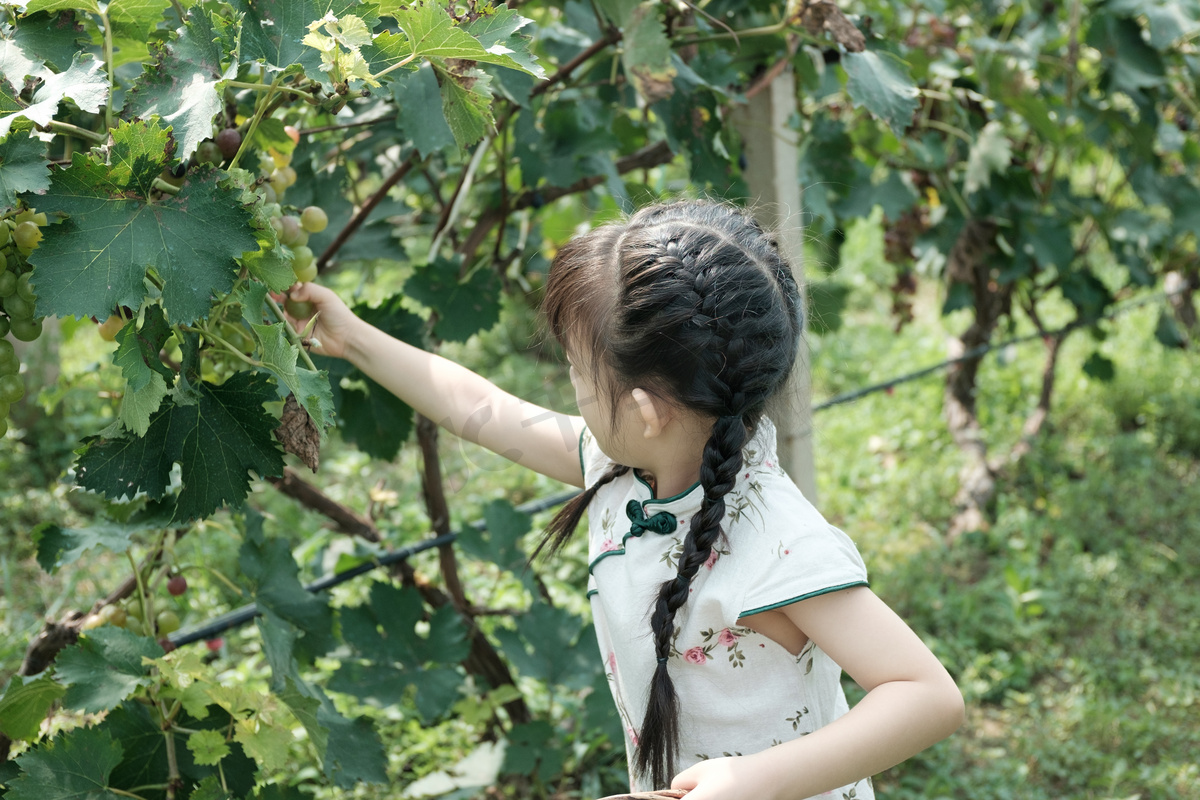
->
[169,489,580,646]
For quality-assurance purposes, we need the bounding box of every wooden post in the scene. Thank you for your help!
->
[732,66,818,504]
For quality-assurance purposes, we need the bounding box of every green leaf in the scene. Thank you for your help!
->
[187,729,230,767]
[124,9,232,163]
[435,62,494,149]
[409,667,465,723]
[621,2,675,103]
[33,517,148,572]
[0,675,66,742]
[24,0,100,14]
[1154,309,1187,348]
[191,776,233,800]
[942,281,973,315]
[393,62,456,156]
[251,322,336,440]
[317,704,388,787]
[0,129,50,211]
[459,499,530,575]
[0,52,107,140]
[963,121,1012,196]
[228,0,367,77]
[113,305,174,394]
[108,0,172,48]
[1108,0,1200,50]
[404,256,501,342]
[30,123,257,323]
[10,11,89,73]
[74,372,284,521]
[1087,14,1167,93]
[1082,352,1116,381]
[842,49,919,135]
[463,5,546,80]
[7,726,124,800]
[0,37,49,91]
[232,717,293,773]
[501,721,560,779]
[55,627,162,713]
[495,601,597,689]
[1061,269,1112,320]
[239,524,335,657]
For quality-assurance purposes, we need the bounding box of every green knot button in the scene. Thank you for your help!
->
[625,500,678,536]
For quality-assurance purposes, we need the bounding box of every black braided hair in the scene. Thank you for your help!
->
[538,201,803,788]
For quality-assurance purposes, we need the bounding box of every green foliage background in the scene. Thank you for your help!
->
[0,0,1198,798]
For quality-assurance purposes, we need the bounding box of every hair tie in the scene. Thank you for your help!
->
[657,656,668,665]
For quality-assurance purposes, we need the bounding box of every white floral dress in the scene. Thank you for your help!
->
[581,418,875,800]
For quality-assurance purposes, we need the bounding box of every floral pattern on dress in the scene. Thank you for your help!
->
[696,625,755,667]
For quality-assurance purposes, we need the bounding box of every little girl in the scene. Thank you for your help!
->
[288,201,964,800]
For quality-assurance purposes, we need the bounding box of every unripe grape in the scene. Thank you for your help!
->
[270,148,291,169]
[3,293,33,320]
[12,221,41,250]
[126,601,145,621]
[105,605,128,627]
[269,171,288,198]
[0,374,24,403]
[197,140,223,165]
[261,183,278,205]
[0,272,15,297]
[279,165,297,188]
[16,273,35,302]
[0,416,7,438]
[98,314,125,342]
[125,618,145,636]
[284,297,314,319]
[81,613,105,631]
[0,223,9,248]
[292,247,317,282]
[300,206,328,233]
[156,609,181,635]
[216,128,242,160]
[10,317,41,342]
[0,250,7,271]
[278,215,302,246]
[0,317,8,338]
[291,230,308,248]
[0,339,16,372]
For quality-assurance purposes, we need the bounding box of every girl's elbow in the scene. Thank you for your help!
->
[938,677,967,737]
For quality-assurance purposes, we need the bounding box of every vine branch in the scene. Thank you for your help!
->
[316,151,419,271]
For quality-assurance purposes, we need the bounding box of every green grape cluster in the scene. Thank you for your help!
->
[248,131,329,286]
[0,209,48,438]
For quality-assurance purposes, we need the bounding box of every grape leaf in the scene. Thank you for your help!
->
[317,704,388,787]
[124,8,233,163]
[434,62,494,148]
[621,1,675,103]
[187,730,230,767]
[842,49,919,135]
[0,129,50,211]
[404,255,501,342]
[24,0,100,13]
[0,675,66,741]
[239,523,335,658]
[7,726,125,800]
[113,304,174,393]
[56,627,162,713]
[495,601,596,689]
[251,322,336,441]
[10,11,88,73]
[191,776,233,800]
[30,121,258,324]
[33,516,152,572]
[380,1,543,77]
[0,52,107,140]
[119,371,170,436]
[108,0,172,46]
[0,38,48,93]
[459,500,531,576]
[964,120,1012,196]
[393,62,456,156]
[463,5,546,80]
[74,372,284,521]
[232,716,292,773]
[228,0,367,76]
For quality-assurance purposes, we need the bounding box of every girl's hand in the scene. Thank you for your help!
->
[284,282,359,360]
[671,756,778,800]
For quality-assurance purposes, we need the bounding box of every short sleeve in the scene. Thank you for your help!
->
[736,515,869,618]
[578,426,613,488]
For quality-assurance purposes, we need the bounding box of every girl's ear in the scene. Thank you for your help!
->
[631,388,671,439]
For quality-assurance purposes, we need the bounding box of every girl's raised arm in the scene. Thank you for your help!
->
[288,282,586,487]
[672,586,964,800]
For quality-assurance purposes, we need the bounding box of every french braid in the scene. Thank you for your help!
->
[538,201,803,788]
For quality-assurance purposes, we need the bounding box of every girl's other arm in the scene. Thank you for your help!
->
[672,586,964,800]
[288,282,586,487]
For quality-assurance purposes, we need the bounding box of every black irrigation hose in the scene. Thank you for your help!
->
[172,288,1188,646]
[169,488,581,647]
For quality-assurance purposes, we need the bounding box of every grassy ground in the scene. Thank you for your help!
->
[2,265,1198,798]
